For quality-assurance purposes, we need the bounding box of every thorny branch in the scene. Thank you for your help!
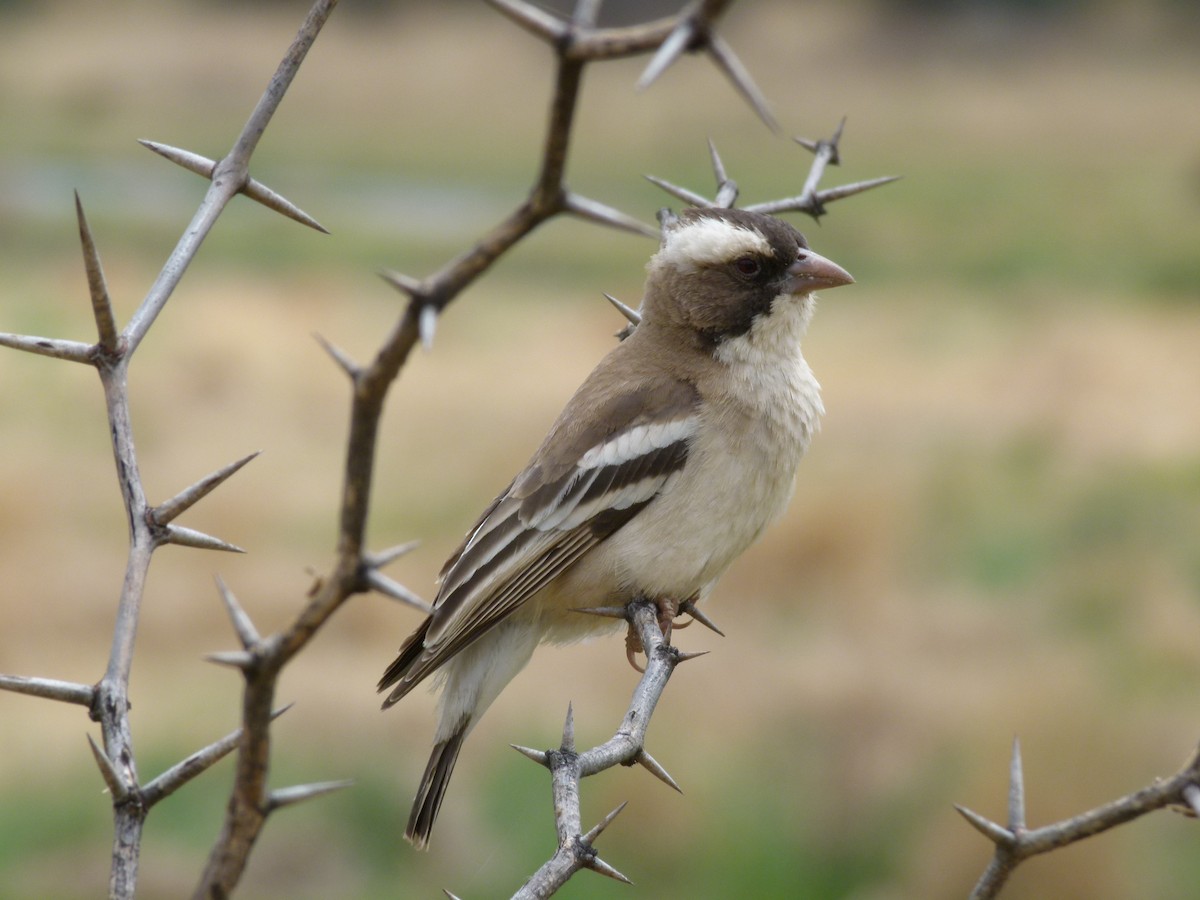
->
[0,0,896,897]
[958,738,1200,899]
[6,0,1194,896]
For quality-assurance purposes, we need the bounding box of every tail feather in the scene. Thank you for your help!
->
[405,727,467,850]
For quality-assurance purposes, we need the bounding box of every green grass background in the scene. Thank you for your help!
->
[1,0,1199,897]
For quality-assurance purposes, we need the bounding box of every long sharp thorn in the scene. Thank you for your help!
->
[443,892,464,900]
[378,269,424,298]
[163,525,245,554]
[707,138,728,186]
[242,176,328,233]
[138,139,216,178]
[708,139,738,208]
[1183,784,1200,818]
[637,19,693,91]
[644,174,711,209]
[678,601,724,637]
[635,750,682,793]
[571,0,602,28]
[484,0,569,42]
[313,333,360,379]
[205,650,256,671]
[572,604,627,620]
[1008,736,1026,831]
[587,853,633,885]
[602,293,641,327]
[829,115,847,155]
[564,192,658,238]
[365,540,422,568]
[582,800,628,844]
[267,779,354,812]
[673,648,710,664]
[705,34,779,133]
[363,569,433,614]
[0,674,94,707]
[794,136,821,155]
[954,804,1015,847]
[510,744,550,767]
[745,175,901,218]
[215,576,260,649]
[74,193,119,353]
[86,734,129,801]
[418,304,438,351]
[0,333,94,364]
[140,709,286,807]
[153,451,261,525]
[814,175,903,205]
[561,703,576,753]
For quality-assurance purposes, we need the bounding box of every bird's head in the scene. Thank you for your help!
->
[642,207,853,346]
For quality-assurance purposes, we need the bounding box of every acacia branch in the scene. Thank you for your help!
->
[508,599,692,898]
[959,740,1200,898]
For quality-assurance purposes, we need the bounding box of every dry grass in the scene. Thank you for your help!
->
[1,1,1199,897]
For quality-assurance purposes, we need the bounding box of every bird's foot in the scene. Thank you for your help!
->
[625,595,710,672]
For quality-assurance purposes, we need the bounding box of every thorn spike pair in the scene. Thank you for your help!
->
[955,737,1026,846]
[638,12,776,133]
[139,138,327,233]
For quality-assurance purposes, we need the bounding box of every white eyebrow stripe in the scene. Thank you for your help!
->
[655,217,772,271]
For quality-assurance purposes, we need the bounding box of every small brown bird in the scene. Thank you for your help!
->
[379,206,853,848]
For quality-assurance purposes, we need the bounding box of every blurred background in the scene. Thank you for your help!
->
[1,0,1199,897]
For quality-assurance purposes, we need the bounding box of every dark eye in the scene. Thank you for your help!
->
[733,256,761,278]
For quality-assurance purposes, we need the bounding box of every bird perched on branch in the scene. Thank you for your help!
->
[379,206,853,849]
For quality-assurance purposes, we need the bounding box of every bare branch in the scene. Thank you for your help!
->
[0,331,96,364]
[124,0,336,355]
[962,742,1200,899]
[0,674,95,708]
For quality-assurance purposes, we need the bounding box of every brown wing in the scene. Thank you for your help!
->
[378,372,698,706]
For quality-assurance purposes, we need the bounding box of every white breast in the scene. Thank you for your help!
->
[606,295,823,598]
